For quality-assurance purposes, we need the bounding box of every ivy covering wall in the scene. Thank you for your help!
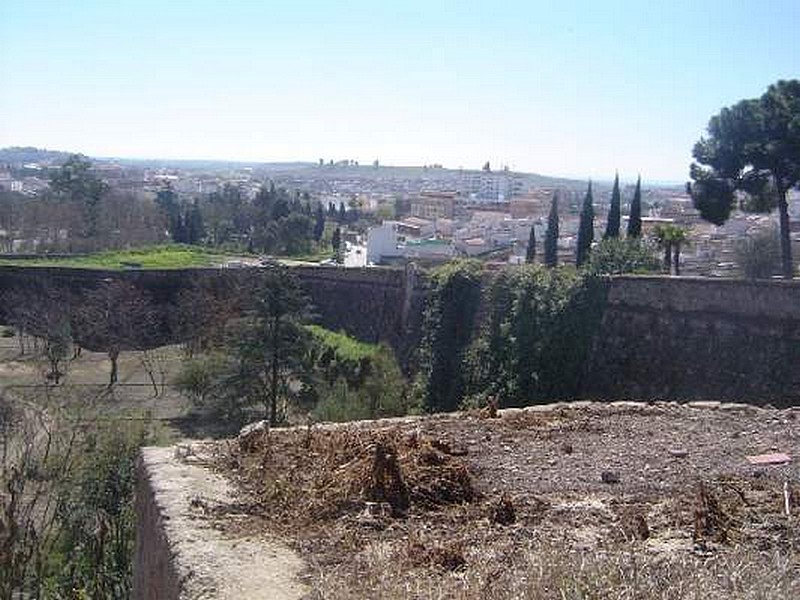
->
[416,262,609,412]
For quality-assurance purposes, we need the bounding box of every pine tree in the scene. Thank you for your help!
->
[525,224,536,263]
[604,172,621,239]
[544,192,560,268]
[627,175,642,238]
[576,181,594,266]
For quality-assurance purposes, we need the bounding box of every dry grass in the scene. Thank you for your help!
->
[309,539,799,599]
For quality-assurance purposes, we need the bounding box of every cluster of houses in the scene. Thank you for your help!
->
[367,191,550,265]
[365,188,800,274]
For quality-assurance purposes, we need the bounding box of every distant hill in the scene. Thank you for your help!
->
[106,156,317,172]
[0,146,637,192]
[0,146,75,165]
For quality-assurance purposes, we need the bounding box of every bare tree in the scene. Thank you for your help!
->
[2,286,75,384]
[170,273,247,358]
[76,280,158,386]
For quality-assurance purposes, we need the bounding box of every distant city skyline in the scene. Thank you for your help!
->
[1,1,798,183]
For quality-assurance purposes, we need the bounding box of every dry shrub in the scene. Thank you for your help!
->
[233,426,477,525]
[694,481,730,545]
[365,442,409,515]
[489,495,516,526]
[479,396,499,419]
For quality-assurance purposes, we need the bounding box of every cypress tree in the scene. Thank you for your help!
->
[576,181,594,266]
[627,175,642,238]
[544,191,559,268]
[332,227,342,263]
[525,223,536,263]
[604,172,621,239]
[313,203,325,242]
[186,201,205,244]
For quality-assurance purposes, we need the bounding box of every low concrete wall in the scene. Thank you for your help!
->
[133,444,308,600]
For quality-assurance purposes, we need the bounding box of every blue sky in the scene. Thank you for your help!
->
[1,1,798,182]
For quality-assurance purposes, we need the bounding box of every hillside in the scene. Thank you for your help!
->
[0,146,589,189]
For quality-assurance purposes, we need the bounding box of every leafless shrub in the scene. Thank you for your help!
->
[0,392,81,599]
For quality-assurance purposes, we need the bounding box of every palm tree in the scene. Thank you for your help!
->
[653,224,689,275]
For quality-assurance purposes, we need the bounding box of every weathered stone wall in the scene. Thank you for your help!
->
[1,265,799,403]
[585,276,800,404]
[0,265,426,358]
[133,444,307,599]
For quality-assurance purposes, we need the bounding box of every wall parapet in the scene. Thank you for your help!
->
[133,444,307,600]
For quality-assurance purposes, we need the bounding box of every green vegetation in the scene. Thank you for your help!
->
[465,265,608,406]
[0,244,235,269]
[172,271,410,428]
[604,172,622,239]
[525,223,536,263]
[627,175,642,238]
[306,330,408,422]
[586,238,660,276]
[544,192,560,267]
[305,325,378,363]
[414,261,611,411]
[690,79,800,278]
[1,391,149,600]
[653,223,689,275]
[575,180,594,267]
[415,260,483,413]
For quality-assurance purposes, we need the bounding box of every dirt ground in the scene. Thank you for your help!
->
[215,402,800,599]
[0,334,198,441]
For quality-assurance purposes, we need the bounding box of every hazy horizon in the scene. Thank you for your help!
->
[2,0,798,183]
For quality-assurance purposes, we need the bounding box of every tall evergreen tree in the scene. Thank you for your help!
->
[576,181,595,266]
[544,191,560,267]
[185,201,205,244]
[627,175,642,238]
[155,184,184,242]
[235,268,310,426]
[331,227,342,263]
[525,224,536,263]
[604,172,621,239]
[313,203,325,242]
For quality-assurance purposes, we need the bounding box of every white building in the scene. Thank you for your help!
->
[367,221,405,264]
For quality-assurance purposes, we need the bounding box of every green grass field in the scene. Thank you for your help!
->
[0,244,239,270]
[305,324,379,362]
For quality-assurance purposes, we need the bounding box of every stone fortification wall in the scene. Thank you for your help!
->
[1,265,799,403]
[0,264,426,358]
[585,276,800,404]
